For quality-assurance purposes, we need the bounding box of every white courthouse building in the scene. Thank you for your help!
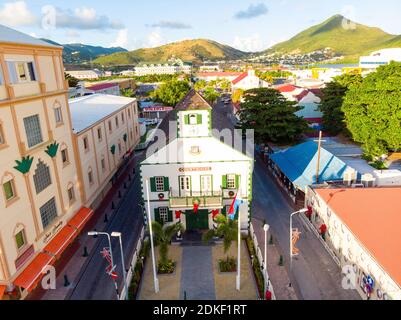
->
[360,48,401,69]
[140,90,253,231]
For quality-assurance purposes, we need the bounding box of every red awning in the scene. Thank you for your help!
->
[68,207,94,232]
[43,225,77,260]
[13,253,55,292]
[0,285,6,299]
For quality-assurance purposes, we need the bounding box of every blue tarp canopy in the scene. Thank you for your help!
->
[270,141,352,190]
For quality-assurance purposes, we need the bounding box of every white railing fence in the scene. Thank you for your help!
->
[120,226,145,300]
[249,223,276,300]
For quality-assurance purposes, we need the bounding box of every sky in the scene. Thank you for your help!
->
[1,0,401,52]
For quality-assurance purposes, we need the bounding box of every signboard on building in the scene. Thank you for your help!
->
[143,106,173,112]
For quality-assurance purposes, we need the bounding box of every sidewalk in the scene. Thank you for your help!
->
[29,156,137,300]
[252,218,298,300]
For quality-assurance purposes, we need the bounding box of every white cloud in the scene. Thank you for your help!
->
[54,6,124,30]
[233,34,264,52]
[110,29,128,48]
[0,1,37,27]
[145,31,166,48]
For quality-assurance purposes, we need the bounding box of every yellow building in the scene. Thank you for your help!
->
[0,25,140,300]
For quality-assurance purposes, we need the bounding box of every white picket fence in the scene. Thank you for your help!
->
[249,223,276,300]
[119,226,145,300]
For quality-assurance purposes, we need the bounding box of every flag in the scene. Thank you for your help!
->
[101,248,118,280]
[228,193,243,220]
[211,209,220,220]
[193,200,199,214]
[175,211,182,219]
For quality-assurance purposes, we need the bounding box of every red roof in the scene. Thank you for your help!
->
[315,187,401,288]
[232,72,249,85]
[276,84,299,93]
[295,90,309,102]
[87,82,119,91]
[197,72,242,78]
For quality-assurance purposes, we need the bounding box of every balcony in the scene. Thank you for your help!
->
[169,189,223,210]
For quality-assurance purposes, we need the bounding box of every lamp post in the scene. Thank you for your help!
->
[88,231,119,299]
[289,208,308,287]
[263,223,270,297]
[111,232,128,300]
[145,179,159,293]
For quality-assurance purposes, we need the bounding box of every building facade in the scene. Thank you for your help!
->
[0,25,93,299]
[305,186,401,300]
[231,70,270,91]
[134,60,192,76]
[359,48,401,69]
[140,90,253,232]
[69,94,140,209]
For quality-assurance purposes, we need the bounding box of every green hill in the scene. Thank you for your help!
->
[93,39,247,66]
[265,14,401,62]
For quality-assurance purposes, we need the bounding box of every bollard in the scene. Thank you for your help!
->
[124,182,127,189]
[83,246,89,257]
[128,174,131,182]
[64,275,70,287]
[111,201,115,210]
[279,255,284,266]
[118,190,122,199]
[184,291,187,300]
[269,235,274,245]
[104,213,109,223]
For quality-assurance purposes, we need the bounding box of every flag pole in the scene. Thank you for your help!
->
[236,190,241,291]
[146,179,159,293]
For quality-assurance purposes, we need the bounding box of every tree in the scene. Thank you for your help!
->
[319,73,363,136]
[232,88,244,103]
[152,221,183,267]
[203,214,238,259]
[237,88,309,144]
[194,80,207,91]
[151,80,191,106]
[202,87,220,105]
[65,72,79,87]
[219,79,232,92]
[342,62,401,157]
[121,88,135,97]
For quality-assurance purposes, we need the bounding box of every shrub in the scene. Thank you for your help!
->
[158,260,176,274]
[219,257,237,272]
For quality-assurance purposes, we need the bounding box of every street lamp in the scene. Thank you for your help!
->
[289,208,308,287]
[111,232,128,300]
[263,224,270,299]
[88,231,119,299]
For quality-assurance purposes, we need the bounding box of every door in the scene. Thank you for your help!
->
[201,175,212,196]
[185,210,209,230]
[179,176,191,197]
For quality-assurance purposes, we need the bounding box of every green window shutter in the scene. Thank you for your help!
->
[197,114,202,124]
[168,210,173,222]
[150,177,156,192]
[154,208,161,224]
[164,177,170,191]
[184,115,189,125]
[235,175,240,189]
[222,175,227,189]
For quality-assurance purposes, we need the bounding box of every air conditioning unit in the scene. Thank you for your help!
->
[361,174,376,188]
[343,168,357,186]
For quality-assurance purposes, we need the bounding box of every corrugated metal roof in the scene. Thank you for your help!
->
[270,141,351,189]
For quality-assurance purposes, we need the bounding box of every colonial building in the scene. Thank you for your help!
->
[140,90,253,232]
[134,59,192,76]
[231,70,270,91]
[69,94,140,209]
[305,186,401,300]
[0,25,93,299]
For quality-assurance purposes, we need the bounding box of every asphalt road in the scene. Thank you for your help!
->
[67,153,145,300]
[212,99,360,300]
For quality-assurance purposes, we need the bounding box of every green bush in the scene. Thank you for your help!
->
[219,257,237,272]
[158,260,176,274]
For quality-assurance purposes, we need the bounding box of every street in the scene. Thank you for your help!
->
[212,98,360,300]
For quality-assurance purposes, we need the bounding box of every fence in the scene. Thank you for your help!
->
[119,226,145,300]
[249,222,276,300]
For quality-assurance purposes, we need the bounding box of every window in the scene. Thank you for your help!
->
[3,179,16,201]
[67,186,75,203]
[108,121,112,133]
[189,114,198,125]
[155,177,165,192]
[121,113,125,124]
[61,148,69,165]
[115,117,119,128]
[227,174,236,189]
[33,159,52,194]
[186,113,202,125]
[88,168,94,185]
[8,61,36,83]
[17,63,27,81]
[54,107,63,124]
[40,197,58,229]
[118,143,122,154]
[0,123,5,145]
[97,128,102,141]
[15,230,26,250]
[101,157,106,172]
[83,137,89,151]
[190,146,200,155]
[128,109,131,119]
[23,115,43,148]
[0,65,4,85]
[159,207,169,223]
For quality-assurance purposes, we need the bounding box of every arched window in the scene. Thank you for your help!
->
[33,159,52,194]
[14,224,27,252]
[2,172,17,204]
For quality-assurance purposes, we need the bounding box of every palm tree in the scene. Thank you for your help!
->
[152,221,183,267]
[203,214,238,259]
